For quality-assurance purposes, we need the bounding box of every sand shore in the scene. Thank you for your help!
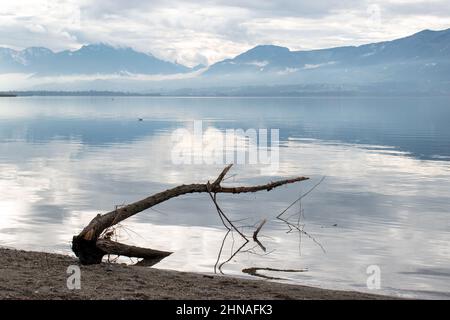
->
[0,248,393,300]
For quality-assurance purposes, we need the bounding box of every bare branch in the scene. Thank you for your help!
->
[207,190,248,240]
[211,164,233,189]
[277,176,325,218]
[72,165,309,265]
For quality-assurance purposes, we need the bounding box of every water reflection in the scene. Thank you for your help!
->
[0,97,449,299]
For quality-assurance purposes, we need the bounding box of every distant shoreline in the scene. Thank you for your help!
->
[1,91,449,98]
[0,91,160,97]
[0,247,395,300]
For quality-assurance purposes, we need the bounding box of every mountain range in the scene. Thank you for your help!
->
[0,44,193,75]
[1,28,449,93]
[206,29,450,74]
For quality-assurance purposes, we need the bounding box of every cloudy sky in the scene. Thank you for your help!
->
[1,0,450,66]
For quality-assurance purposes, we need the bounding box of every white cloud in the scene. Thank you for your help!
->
[303,61,336,70]
[0,0,449,66]
[0,68,207,91]
[246,60,269,67]
[277,67,299,75]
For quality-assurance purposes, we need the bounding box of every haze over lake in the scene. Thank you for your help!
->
[0,96,449,299]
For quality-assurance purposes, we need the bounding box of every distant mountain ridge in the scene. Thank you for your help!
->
[1,28,450,94]
[205,28,450,76]
[0,43,190,75]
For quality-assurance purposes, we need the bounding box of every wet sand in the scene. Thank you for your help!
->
[0,248,393,300]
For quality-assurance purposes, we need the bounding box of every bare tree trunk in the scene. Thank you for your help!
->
[72,164,308,265]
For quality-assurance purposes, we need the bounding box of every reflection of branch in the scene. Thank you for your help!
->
[214,230,274,274]
[253,219,267,240]
[241,247,275,256]
[242,267,308,280]
[209,168,324,275]
[278,216,326,253]
[253,219,267,252]
[218,241,248,274]
[213,230,249,274]
[276,177,327,253]
[214,230,230,273]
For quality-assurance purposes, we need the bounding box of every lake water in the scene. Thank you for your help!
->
[0,96,449,299]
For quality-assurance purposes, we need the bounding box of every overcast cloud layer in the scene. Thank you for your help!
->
[1,0,450,66]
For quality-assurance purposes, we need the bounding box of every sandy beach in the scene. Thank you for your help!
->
[0,248,393,300]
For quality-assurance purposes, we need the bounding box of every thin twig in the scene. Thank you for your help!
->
[277,176,326,218]
[276,176,327,253]
[206,175,248,240]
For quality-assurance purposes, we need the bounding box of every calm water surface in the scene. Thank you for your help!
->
[0,96,449,299]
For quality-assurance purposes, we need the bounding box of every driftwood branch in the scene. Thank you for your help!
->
[96,239,172,267]
[72,164,309,265]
